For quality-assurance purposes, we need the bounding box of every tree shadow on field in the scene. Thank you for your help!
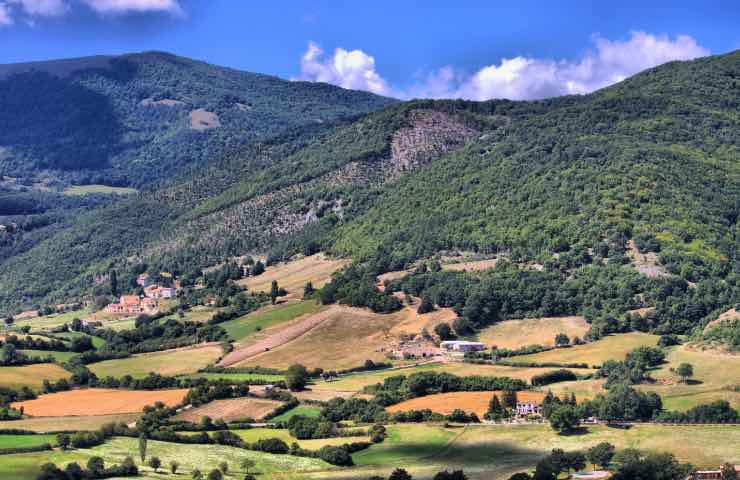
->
[558,426,590,436]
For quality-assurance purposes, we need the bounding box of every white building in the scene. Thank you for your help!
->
[439,340,486,352]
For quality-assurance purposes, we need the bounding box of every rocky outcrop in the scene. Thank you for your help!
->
[390,109,478,172]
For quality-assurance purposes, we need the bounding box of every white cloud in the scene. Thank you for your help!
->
[0,2,13,25]
[295,41,391,96]
[297,32,710,100]
[10,0,68,16]
[81,0,181,15]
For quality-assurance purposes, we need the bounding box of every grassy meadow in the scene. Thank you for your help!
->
[477,316,590,349]
[514,332,660,366]
[89,344,223,378]
[0,434,56,448]
[0,363,69,390]
[0,413,141,433]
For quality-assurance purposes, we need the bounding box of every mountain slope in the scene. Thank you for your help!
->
[0,50,738,321]
[0,51,395,188]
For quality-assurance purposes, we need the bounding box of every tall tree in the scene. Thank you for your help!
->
[270,280,280,305]
[138,433,147,462]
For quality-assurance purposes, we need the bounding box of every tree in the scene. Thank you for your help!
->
[148,456,161,472]
[389,468,413,480]
[554,332,570,346]
[587,442,615,469]
[71,317,82,332]
[549,404,580,434]
[87,456,105,475]
[56,433,71,450]
[270,280,280,305]
[138,433,147,462]
[417,297,435,314]
[486,394,504,420]
[434,322,454,340]
[219,461,229,474]
[4,316,13,326]
[501,390,518,410]
[433,470,468,480]
[252,261,265,276]
[286,363,310,391]
[508,474,532,480]
[244,475,257,480]
[304,282,315,298]
[676,362,694,383]
[110,269,118,296]
[208,469,223,480]
[241,458,256,473]
[192,469,202,480]
[721,463,739,480]
[170,460,180,474]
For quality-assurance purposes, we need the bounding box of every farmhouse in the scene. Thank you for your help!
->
[105,295,157,315]
[144,285,178,299]
[390,342,442,360]
[516,402,541,416]
[440,340,486,352]
[688,465,740,479]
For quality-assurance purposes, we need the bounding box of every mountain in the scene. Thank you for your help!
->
[0,51,395,188]
[0,50,738,340]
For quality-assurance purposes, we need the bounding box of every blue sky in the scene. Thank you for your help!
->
[1,0,739,100]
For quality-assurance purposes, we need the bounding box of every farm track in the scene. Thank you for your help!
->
[218,308,334,367]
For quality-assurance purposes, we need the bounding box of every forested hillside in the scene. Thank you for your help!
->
[0,50,737,345]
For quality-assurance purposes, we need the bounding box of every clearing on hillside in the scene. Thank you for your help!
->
[62,185,138,196]
[386,391,548,418]
[12,388,188,416]
[442,258,499,272]
[514,332,660,366]
[89,343,223,378]
[477,316,591,349]
[0,363,69,390]
[237,253,350,298]
[173,397,282,422]
[230,305,401,370]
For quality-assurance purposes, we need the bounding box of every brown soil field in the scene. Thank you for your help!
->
[174,397,282,422]
[387,391,548,418]
[12,388,189,416]
[477,316,591,349]
[232,305,401,370]
[189,108,221,131]
[0,413,141,432]
[237,253,349,299]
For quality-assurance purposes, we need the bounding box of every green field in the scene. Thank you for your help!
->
[0,434,56,449]
[180,371,285,383]
[514,332,660,366]
[270,405,322,422]
[18,349,77,362]
[62,185,138,196]
[0,435,333,480]
[306,423,740,479]
[10,308,90,332]
[48,331,105,349]
[230,428,370,450]
[221,300,322,342]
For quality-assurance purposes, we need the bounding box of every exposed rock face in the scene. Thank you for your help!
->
[189,108,221,131]
[390,109,478,172]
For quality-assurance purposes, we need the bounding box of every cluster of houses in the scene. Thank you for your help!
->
[104,281,180,316]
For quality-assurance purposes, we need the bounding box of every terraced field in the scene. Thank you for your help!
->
[173,397,282,422]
